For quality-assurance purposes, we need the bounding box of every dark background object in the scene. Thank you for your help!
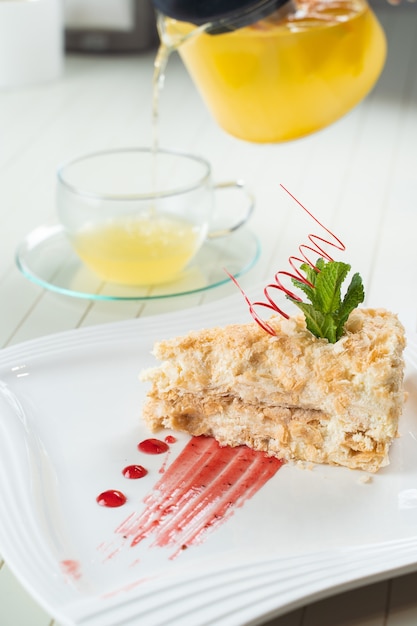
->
[65,0,158,53]
[151,0,290,33]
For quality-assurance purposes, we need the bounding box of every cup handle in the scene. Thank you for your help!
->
[207,180,255,239]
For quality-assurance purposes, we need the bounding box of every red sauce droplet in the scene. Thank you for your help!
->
[165,435,177,444]
[122,464,148,479]
[96,489,127,507]
[138,438,169,454]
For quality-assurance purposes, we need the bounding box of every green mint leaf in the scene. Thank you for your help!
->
[290,259,322,304]
[314,261,350,314]
[291,276,315,302]
[290,301,338,344]
[287,258,365,343]
[334,272,365,339]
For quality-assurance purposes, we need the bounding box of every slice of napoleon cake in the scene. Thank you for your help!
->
[140,256,406,473]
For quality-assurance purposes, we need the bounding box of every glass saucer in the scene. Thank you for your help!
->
[16,224,260,301]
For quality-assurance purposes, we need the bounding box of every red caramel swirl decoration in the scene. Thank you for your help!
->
[228,184,347,336]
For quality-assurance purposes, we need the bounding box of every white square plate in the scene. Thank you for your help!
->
[1,293,417,626]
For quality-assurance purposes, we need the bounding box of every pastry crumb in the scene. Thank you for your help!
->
[296,460,315,471]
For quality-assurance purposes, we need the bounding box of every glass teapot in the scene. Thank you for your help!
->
[152,0,386,143]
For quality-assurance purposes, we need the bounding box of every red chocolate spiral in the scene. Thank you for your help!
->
[229,184,346,335]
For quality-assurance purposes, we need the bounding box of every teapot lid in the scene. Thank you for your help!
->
[152,0,291,33]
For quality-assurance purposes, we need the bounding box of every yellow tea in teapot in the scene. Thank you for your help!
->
[160,0,386,142]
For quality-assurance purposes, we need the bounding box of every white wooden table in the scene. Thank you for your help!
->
[1,4,417,625]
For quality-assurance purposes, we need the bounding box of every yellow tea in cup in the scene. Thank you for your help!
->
[56,148,253,286]
[72,215,202,285]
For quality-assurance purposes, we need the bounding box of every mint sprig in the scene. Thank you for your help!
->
[288,258,365,343]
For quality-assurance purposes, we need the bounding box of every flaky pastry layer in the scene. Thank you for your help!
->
[140,309,406,472]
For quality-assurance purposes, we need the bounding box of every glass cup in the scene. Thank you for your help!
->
[56,147,254,286]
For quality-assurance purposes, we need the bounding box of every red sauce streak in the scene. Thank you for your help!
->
[165,435,177,444]
[138,438,169,454]
[61,559,81,581]
[122,464,148,479]
[116,436,283,558]
[229,184,346,335]
[97,489,127,507]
